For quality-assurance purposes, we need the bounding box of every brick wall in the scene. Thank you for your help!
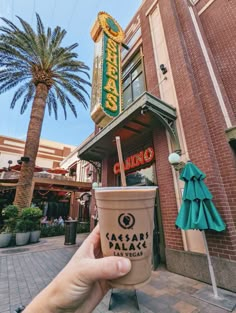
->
[195,0,212,12]
[176,1,236,260]
[137,0,183,251]
[99,0,236,261]
[156,0,236,260]
[153,124,184,251]
[199,0,236,117]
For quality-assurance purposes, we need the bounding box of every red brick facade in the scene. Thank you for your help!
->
[198,0,236,117]
[87,0,236,290]
[153,124,184,251]
[125,0,236,262]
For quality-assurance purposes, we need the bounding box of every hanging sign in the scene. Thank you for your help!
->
[113,147,155,175]
[90,12,124,128]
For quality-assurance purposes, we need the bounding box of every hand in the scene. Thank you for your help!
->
[24,226,131,313]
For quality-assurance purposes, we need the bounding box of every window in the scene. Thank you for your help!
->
[126,164,157,186]
[121,27,141,59]
[122,51,145,110]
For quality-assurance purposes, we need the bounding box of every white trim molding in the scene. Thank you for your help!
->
[189,6,232,128]
[198,0,216,16]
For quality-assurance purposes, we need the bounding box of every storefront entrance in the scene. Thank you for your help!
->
[77,93,176,268]
[118,164,165,269]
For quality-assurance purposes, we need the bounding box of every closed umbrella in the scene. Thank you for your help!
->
[176,161,226,298]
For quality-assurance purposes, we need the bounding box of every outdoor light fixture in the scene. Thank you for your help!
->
[20,156,30,163]
[7,160,12,171]
[92,182,99,189]
[92,182,102,188]
[168,152,186,172]
[160,64,168,75]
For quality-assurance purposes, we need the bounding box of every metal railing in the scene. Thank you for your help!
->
[0,171,74,181]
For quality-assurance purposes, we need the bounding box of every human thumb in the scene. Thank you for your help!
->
[79,257,131,283]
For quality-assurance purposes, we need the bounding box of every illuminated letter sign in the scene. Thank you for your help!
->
[113,147,155,174]
[90,12,124,128]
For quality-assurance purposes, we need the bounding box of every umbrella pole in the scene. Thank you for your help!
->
[202,231,219,298]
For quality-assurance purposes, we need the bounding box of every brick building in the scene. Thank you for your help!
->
[0,135,75,170]
[0,135,91,219]
[77,0,236,292]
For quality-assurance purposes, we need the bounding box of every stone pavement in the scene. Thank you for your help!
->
[0,235,235,313]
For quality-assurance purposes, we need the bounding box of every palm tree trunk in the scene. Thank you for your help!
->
[14,83,49,209]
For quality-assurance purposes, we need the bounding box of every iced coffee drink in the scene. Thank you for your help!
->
[94,186,157,289]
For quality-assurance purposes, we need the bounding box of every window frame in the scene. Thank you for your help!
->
[122,48,146,110]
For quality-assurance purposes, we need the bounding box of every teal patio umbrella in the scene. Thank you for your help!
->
[176,161,226,298]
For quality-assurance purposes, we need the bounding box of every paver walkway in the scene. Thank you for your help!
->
[0,235,235,313]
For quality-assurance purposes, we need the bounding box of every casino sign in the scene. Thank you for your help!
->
[90,12,124,128]
[113,147,155,175]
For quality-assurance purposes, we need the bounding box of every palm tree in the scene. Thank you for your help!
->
[0,14,91,209]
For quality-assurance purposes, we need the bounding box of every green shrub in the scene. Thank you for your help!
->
[20,207,42,231]
[40,225,65,237]
[77,222,90,233]
[21,207,42,220]
[40,222,90,238]
[2,205,19,219]
[1,205,19,233]
[15,219,34,232]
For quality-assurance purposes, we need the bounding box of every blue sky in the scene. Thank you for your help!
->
[0,0,142,146]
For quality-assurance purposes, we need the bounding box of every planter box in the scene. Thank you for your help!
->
[16,232,30,246]
[0,233,12,248]
[30,230,41,243]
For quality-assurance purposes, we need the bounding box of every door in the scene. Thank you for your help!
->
[124,164,162,268]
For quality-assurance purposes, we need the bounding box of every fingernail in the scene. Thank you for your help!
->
[118,258,131,275]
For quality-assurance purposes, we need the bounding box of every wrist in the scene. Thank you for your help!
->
[24,281,64,313]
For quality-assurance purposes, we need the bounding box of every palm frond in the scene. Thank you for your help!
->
[10,82,30,109]
[0,17,20,32]
[0,42,31,63]
[16,16,42,65]
[0,76,28,95]
[51,26,64,47]
[0,13,90,118]
[36,13,45,37]
[55,79,88,109]
[48,89,58,119]
[54,85,67,119]
[0,31,40,63]
[46,89,58,119]
[16,16,36,40]
[20,82,35,114]
[0,71,30,84]
[55,72,91,99]
[0,26,14,35]
[64,93,77,118]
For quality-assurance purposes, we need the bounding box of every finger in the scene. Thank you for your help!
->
[75,225,100,258]
[79,257,131,283]
[90,225,101,252]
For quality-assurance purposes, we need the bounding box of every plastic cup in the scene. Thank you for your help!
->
[94,186,157,289]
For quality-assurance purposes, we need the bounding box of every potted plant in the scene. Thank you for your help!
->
[15,219,33,246]
[21,207,43,243]
[0,205,18,248]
